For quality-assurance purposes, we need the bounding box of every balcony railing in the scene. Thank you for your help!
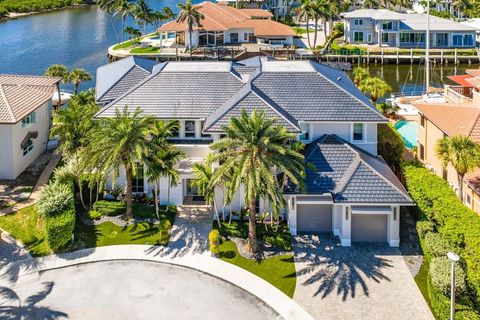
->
[444,85,473,104]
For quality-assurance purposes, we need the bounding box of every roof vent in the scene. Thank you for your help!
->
[337,77,342,81]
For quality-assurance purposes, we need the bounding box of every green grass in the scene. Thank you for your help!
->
[292,27,307,35]
[130,46,160,54]
[0,205,50,257]
[112,39,140,50]
[218,240,296,297]
[415,258,434,315]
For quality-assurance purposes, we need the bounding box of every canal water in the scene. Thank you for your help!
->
[0,2,478,92]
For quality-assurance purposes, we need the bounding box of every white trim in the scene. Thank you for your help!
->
[333,228,340,236]
[388,239,400,247]
[296,200,333,205]
[350,123,366,143]
[351,206,392,215]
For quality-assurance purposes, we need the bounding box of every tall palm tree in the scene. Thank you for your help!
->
[191,155,221,227]
[161,149,184,213]
[134,0,153,35]
[358,76,391,105]
[67,69,92,94]
[296,0,314,49]
[113,0,137,47]
[125,26,141,42]
[353,67,369,86]
[176,0,204,50]
[89,107,153,219]
[210,110,305,254]
[436,135,480,202]
[98,0,121,42]
[311,0,332,48]
[44,64,68,109]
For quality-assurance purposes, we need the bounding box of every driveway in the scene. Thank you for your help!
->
[292,235,434,320]
[1,260,280,320]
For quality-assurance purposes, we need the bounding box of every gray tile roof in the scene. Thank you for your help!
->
[95,58,386,125]
[96,56,158,103]
[301,135,412,204]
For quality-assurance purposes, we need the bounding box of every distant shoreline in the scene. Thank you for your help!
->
[5,3,95,20]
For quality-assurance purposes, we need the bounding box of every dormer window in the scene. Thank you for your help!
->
[352,123,364,141]
[21,112,36,128]
[299,122,310,141]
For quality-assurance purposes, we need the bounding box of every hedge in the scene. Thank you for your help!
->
[0,0,80,13]
[92,200,126,217]
[377,123,405,175]
[404,163,480,317]
[45,207,75,251]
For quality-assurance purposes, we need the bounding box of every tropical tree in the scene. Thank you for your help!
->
[191,154,221,227]
[134,0,153,35]
[113,0,137,47]
[176,0,204,50]
[67,69,92,94]
[210,110,305,254]
[150,8,175,46]
[436,135,480,202]
[97,0,121,42]
[89,107,153,219]
[353,67,369,86]
[125,26,141,42]
[163,149,184,213]
[311,0,332,48]
[296,0,314,48]
[358,76,391,105]
[44,64,68,109]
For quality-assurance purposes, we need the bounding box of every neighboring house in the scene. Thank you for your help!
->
[216,0,290,18]
[444,68,480,104]
[415,103,480,214]
[95,56,413,247]
[158,1,296,48]
[342,9,476,48]
[0,74,61,180]
[461,18,480,44]
[412,0,464,19]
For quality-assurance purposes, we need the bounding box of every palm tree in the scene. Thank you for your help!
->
[358,76,391,105]
[296,0,314,48]
[191,155,221,227]
[113,0,137,47]
[89,107,153,219]
[134,0,153,35]
[311,0,332,48]
[353,67,369,86]
[176,0,204,50]
[125,26,141,43]
[97,0,121,42]
[44,64,68,109]
[67,69,92,94]
[436,135,480,202]
[363,0,379,8]
[210,110,305,254]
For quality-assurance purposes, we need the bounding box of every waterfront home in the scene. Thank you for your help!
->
[0,74,61,180]
[461,18,480,45]
[416,102,480,214]
[158,1,296,48]
[342,9,476,48]
[412,0,464,19]
[216,0,290,18]
[95,56,413,246]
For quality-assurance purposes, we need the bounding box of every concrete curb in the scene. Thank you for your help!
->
[33,245,314,320]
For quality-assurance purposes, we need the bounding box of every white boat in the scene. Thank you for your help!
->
[51,91,73,106]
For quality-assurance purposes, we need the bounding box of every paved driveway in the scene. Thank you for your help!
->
[292,235,434,320]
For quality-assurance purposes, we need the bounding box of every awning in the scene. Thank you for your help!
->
[447,74,474,87]
[20,131,38,149]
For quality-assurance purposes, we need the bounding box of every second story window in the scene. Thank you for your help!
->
[382,21,393,30]
[352,123,364,141]
[420,115,425,127]
[185,120,196,138]
[21,112,36,128]
[299,122,309,141]
[353,19,363,26]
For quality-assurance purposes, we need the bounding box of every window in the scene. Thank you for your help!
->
[230,32,239,43]
[352,123,364,141]
[382,21,393,30]
[22,139,33,156]
[299,122,309,141]
[453,34,462,46]
[367,33,372,43]
[132,162,144,193]
[243,33,248,41]
[381,33,389,44]
[248,33,255,42]
[419,143,425,160]
[464,34,474,46]
[420,115,425,127]
[353,32,364,43]
[215,32,224,45]
[186,179,199,195]
[353,19,363,26]
[200,121,210,138]
[185,120,196,138]
[21,112,36,128]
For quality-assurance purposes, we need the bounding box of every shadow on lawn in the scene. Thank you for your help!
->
[292,235,395,301]
[0,282,67,319]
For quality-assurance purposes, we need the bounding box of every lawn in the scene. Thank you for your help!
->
[218,240,296,297]
[130,46,160,54]
[112,39,140,50]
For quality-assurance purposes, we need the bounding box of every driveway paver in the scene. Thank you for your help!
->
[292,235,434,320]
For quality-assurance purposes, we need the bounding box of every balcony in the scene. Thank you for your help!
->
[444,85,473,104]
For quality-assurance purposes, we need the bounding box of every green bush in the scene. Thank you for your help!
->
[92,200,126,217]
[377,123,405,175]
[87,210,102,220]
[417,220,435,239]
[424,232,450,258]
[209,230,220,255]
[430,257,467,296]
[45,207,75,251]
[37,182,73,217]
[0,0,80,13]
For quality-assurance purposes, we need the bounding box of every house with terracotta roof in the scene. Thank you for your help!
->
[0,74,61,180]
[416,103,480,214]
[158,1,296,48]
[444,68,480,104]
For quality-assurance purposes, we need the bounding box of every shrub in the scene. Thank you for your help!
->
[377,124,405,175]
[45,207,75,251]
[424,232,450,258]
[92,200,126,217]
[37,182,73,217]
[430,257,467,296]
[416,220,435,239]
[87,210,102,220]
[209,230,220,255]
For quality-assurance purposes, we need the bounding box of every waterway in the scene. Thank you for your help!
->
[0,3,478,92]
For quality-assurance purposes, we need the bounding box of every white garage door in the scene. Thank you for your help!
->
[297,204,332,233]
[352,214,388,243]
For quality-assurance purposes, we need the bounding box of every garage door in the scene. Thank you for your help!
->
[352,214,388,242]
[297,204,332,233]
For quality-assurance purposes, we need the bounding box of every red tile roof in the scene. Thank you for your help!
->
[447,74,475,87]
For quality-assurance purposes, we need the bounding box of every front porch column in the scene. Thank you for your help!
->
[388,206,400,247]
[288,196,297,235]
[340,206,351,246]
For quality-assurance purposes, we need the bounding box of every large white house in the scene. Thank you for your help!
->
[95,56,413,247]
[0,74,60,180]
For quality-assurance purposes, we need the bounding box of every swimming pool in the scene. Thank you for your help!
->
[394,120,418,149]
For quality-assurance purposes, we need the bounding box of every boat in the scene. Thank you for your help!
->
[51,90,73,106]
